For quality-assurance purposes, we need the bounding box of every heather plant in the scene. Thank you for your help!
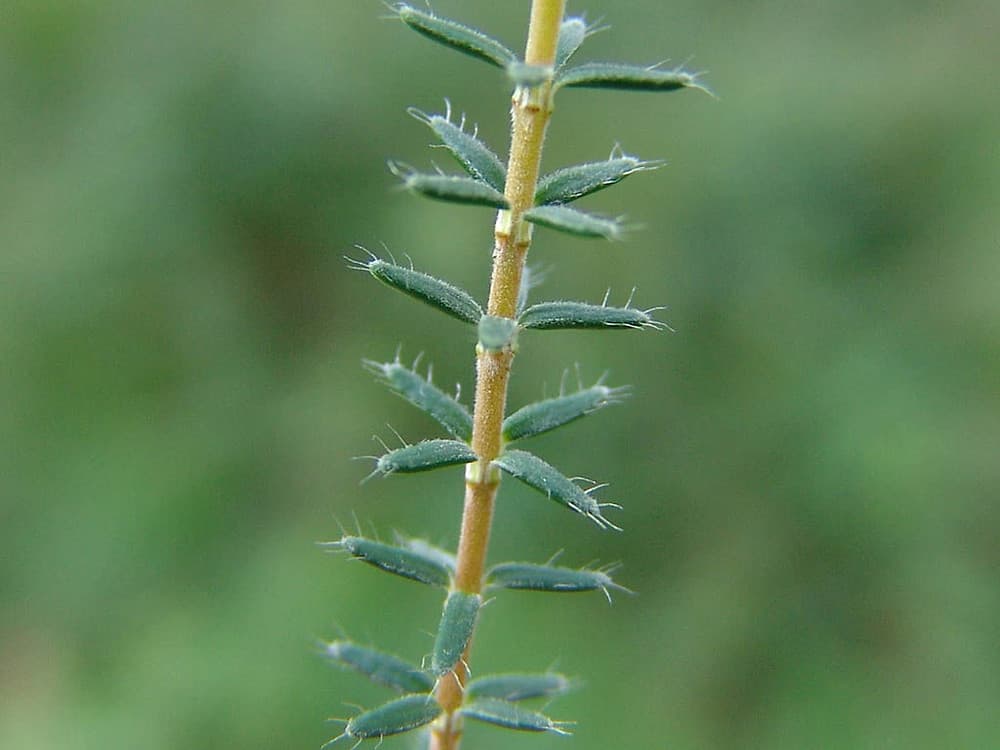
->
[323,3,706,748]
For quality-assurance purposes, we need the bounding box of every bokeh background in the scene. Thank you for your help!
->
[3,1,998,748]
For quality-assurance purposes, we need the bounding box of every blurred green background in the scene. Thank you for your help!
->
[3,1,998,748]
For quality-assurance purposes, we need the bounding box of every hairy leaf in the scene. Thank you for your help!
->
[502,382,628,442]
[523,204,624,240]
[466,672,572,702]
[366,356,472,440]
[343,694,441,740]
[397,535,457,574]
[460,699,572,735]
[323,641,434,693]
[395,4,517,69]
[347,253,483,325]
[409,107,506,192]
[555,17,588,70]
[431,592,482,677]
[391,165,509,209]
[535,152,661,205]
[486,561,628,600]
[556,61,707,93]
[371,439,477,478]
[492,449,620,530]
[324,536,453,588]
[519,300,664,330]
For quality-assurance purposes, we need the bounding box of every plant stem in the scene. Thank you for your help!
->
[429,2,565,749]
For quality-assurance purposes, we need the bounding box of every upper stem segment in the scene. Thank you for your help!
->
[430,3,565,750]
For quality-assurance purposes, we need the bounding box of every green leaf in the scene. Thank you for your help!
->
[395,4,517,69]
[535,150,662,205]
[492,449,620,530]
[431,592,481,677]
[519,300,665,330]
[556,61,708,94]
[408,107,506,192]
[554,17,588,71]
[460,699,572,735]
[397,535,457,574]
[515,264,545,316]
[323,641,434,694]
[502,381,628,442]
[506,61,552,88]
[486,561,629,600]
[347,252,483,325]
[323,535,453,588]
[369,439,477,479]
[466,673,572,702]
[365,355,472,441]
[478,315,518,352]
[391,163,509,209]
[523,204,624,240]
[342,694,441,741]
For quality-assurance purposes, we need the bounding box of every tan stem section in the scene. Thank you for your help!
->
[429,3,565,749]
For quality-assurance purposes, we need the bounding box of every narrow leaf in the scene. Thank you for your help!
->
[556,62,707,93]
[347,253,483,325]
[515,264,544,316]
[408,107,506,192]
[344,694,441,740]
[460,699,572,735]
[324,536,453,588]
[486,562,629,600]
[395,4,517,69]
[492,449,620,530]
[371,439,477,478]
[519,300,664,331]
[523,204,624,240]
[535,152,661,205]
[478,315,518,352]
[555,17,588,70]
[466,673,572,702]
[392,164,509,209]
[397,536,457,574]
[365,356,472,440]
[431,591,481,677]
[323,641,434,693]
[502,382,628,442]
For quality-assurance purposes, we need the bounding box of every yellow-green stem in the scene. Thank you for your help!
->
[429,2,565,749]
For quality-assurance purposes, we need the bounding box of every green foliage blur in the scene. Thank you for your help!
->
[3,1,998,748]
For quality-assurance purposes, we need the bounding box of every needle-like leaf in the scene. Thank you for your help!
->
[554,17,589,70]
[409,107,507,192]
[519,300,664,330]
[343,694,442,740]
[391,163,509,209]
[502,382,628,442]
[323,641,434,693]
[431,592,482,677]
[492,449,620,530]
[486,561,629,600]
[323,535,453,587]
[535,151,661,205]
[366,356,473,441]
[460,699,572,735]
[556,61,709,94]
[395,4,517,69]
[370,439,477,478]
[523,204,624,240]
[466,672,572,702]
[347,253,483,325]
